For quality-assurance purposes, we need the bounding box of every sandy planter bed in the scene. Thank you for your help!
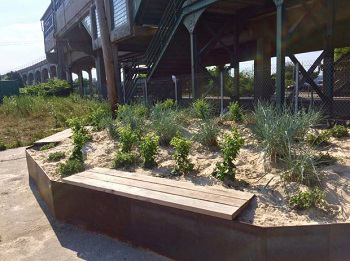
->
[28,123,350,227]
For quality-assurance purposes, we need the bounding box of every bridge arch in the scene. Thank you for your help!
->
[28,73,34,86]
[42,68,49,83]
[35,70,41,84]
[22,74,28,86]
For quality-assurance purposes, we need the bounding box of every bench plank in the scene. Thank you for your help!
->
[64,175,239,220]
[80,170,248,207]
[91,167,253,201]
[34,129,72,145]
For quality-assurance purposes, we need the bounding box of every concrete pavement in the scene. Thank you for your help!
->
[0,147,171,261]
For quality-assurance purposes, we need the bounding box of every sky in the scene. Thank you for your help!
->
[0,0,322,76]
[0,0,50,75]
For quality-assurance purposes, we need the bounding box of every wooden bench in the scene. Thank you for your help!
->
[63,167,254,220]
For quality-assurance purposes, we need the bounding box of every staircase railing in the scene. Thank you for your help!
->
[124,0,187,102]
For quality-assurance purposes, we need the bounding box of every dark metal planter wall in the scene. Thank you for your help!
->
[26,150,350,261]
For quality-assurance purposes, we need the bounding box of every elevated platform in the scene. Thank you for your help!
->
[63,167,254,220]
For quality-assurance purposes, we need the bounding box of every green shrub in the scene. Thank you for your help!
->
[139,133,159,168]
[20,79,71,96]
[0,142,6,151]
[306,131,331,147]
[67,117,89,162]
[117,125,139,153]
[40,143,56,151]
[48,151,65,162]
[150,106,180,145]
[212,127,244,181]
[288,187,325,210]
[170,136,194,175]
[117,103,148,131]
[155,99,176,110]
[112,151,138,169]
[227,102,243,122]
[89,106,111,131]
[59,159,85,177]
[195,120,219,147]
[328,125,349,138]
[252,102,322,159]
[192,99,213,120]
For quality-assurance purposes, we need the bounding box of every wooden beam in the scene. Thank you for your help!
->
[95,0,118,112]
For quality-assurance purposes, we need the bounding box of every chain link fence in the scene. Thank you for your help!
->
[127,58,350,119]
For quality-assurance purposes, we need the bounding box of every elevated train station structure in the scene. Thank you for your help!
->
[18,0,350,117]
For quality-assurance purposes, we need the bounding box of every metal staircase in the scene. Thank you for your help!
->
[124,0,187,102]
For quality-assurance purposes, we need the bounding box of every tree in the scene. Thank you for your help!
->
[334,47,350,61]
[4,71,24,88]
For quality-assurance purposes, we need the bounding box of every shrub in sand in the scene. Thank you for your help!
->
[212,127,244,181]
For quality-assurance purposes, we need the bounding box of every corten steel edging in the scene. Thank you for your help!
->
[26,150,350,261]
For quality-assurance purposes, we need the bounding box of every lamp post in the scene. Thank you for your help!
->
[172,75,178,105]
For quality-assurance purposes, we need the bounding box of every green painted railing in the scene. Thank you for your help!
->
[124,0,187,102]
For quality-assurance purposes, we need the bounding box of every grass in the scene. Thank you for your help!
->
[0,95,110,149]
[40,143,56,151]
[252,102,323,160]
[48,151,65,162]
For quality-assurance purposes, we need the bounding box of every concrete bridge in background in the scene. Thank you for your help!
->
[17,58,58,85]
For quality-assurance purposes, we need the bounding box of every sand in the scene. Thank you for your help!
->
[28,124,350,227]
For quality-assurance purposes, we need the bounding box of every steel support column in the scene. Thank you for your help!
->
[274,0,286,106]
[190,31,199,100]
[254,36,273,102]
[232,17,240,102]
[95,50,108,99]
[57,41,67,80]
[323,0,335,117]
[78,71,84,98]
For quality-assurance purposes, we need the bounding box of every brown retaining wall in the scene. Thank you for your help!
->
[26,150,350,261]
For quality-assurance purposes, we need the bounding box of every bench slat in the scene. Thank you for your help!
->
[64,175,239,220]
[80,170,247,207]
[91,167,253,201]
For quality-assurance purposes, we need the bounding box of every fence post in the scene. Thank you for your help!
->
[295,63,299,113]
[220,71,224,113]
[144,78,148,105]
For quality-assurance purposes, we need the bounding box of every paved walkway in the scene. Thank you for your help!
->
[0,148,170,261]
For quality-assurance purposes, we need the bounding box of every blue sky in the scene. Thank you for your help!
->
[0,0,322,76]
[0,0,50,74]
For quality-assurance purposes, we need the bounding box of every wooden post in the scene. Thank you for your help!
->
[95,0,118,112]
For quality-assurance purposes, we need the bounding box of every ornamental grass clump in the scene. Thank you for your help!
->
[252,102,322,160]
[150,106,180,145]
[282,146,321,186]
[212,127,244,181]
[170,136,194,175]
[139,133,160,168]
[195,120,219,147]
[117,103,148,131]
